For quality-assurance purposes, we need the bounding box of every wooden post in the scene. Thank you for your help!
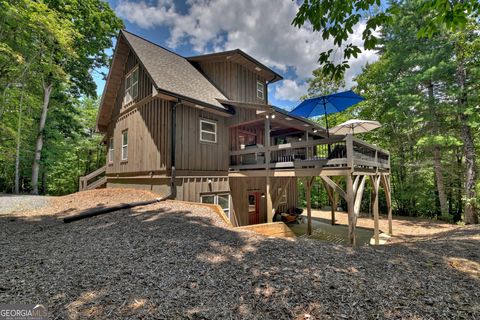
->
[386,175,393,235]
[322,179,336,225]
[346,173,356,246]
[266,176,274,222]
[346,134,354,168]
[264,116,271,168]
[304,177,314,235]
[265,116,273,222]
[372,175,380,245]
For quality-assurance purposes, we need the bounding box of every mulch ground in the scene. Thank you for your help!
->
[0,189,479,319]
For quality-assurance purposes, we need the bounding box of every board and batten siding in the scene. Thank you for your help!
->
[109,50,154,120]
[106,98,171,175]
[196,61,267,104]
[175,104,229,172]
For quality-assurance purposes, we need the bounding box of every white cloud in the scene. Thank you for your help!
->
[273,80,308,102]
[116,0,379,101]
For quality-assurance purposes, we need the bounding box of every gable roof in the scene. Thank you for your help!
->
[188,49,283,83]
[122,30,229,110]
[96,30,234,131]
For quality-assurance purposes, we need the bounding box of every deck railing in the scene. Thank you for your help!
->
[79,165,107,191]
[229,135,390,171]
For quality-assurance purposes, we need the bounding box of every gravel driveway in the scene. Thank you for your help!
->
[1,197,478,319]
[0,194,52,215]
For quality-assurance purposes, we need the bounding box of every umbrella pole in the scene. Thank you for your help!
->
[324,98,331,154]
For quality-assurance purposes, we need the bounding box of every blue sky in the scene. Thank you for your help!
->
[95,0,379,111]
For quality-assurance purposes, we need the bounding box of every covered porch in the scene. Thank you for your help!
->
[228,111,392,245]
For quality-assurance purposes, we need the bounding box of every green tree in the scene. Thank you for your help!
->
[354,0,479,222]
[292,0,480,80]
[0,0,123,195]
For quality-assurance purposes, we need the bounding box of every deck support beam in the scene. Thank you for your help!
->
[346,173,356,246]
[303,176,315,235]
[370,175,381,245]
[322,179,337,225]
[381,174,393,235]
[265,116,274,223]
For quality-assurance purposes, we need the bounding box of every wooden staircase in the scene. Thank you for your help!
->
[79,166,107,191]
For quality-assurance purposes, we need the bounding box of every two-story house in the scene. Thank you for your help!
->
[82,30,392,245]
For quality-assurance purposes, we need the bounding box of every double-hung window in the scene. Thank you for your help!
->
[108,137,114,163]
[200,119,217,143]
[256,80,264,100]
[121,130,128,161]
[200,193,231,218]
[124,67,139,105]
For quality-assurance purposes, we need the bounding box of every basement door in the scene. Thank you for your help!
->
[248,192,260,225]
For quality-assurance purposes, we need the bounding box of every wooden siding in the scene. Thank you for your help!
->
[106,98,171,175]
[226,106,260,127]
[176,177,230,202]
[107,177,171,196]
[229,177,298,226]
[196,61,267,104]
[109,50,154,121]
[175,104,229,172]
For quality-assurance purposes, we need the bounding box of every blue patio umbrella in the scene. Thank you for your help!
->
[289,90,365,137]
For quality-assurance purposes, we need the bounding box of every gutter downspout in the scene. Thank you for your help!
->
[64,100,180,223]
[169,100,179,199]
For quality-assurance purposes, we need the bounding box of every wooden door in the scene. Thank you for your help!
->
[248,192,260,225]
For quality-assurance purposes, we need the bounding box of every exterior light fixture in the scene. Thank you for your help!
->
[271,114,276,119]
[313,129,318,133]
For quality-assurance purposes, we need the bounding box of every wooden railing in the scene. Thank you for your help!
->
[79,166,107,191]
[229,135,390,171]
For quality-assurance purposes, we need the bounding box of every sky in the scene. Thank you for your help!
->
[95,0,379,110]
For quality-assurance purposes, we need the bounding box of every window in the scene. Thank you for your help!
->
[201,193,231,218]
[256,80,264,100]
[108,137,114,163]
[124,67,139,105]
[121,130,128,160]
[200,119,217,143]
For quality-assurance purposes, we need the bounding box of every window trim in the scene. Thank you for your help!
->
[121,130,128,161]
[256,80,264,100]
[108,137,114,163]
[199,119,217,143]
[200,193,231,219]
[123,66,139,105]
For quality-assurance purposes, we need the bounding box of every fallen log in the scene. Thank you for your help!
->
[63,197,170,224]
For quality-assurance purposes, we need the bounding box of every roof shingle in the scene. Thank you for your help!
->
[122,30,229,111]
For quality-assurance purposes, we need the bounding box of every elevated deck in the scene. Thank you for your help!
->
[229,135,389,177]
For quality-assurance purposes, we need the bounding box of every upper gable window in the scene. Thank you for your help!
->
[124,67,139,105]
[256,80,264,100]
[200,119,217,143]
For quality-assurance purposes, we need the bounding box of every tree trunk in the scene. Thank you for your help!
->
[14,89,25,194]
[31,82,53,195]
[427,82,449,217]
[433,145,448,217]
[456,52,478,224]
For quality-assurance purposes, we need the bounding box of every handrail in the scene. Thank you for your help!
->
[79,166,107,191]
[82,165,107,181]
[352,136,389,155]
[269,136,344,151]
[229,135,390,171]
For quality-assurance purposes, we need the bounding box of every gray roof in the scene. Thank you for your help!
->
[122,30,229,111]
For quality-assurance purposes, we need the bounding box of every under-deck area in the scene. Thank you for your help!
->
[228,115,392,245]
